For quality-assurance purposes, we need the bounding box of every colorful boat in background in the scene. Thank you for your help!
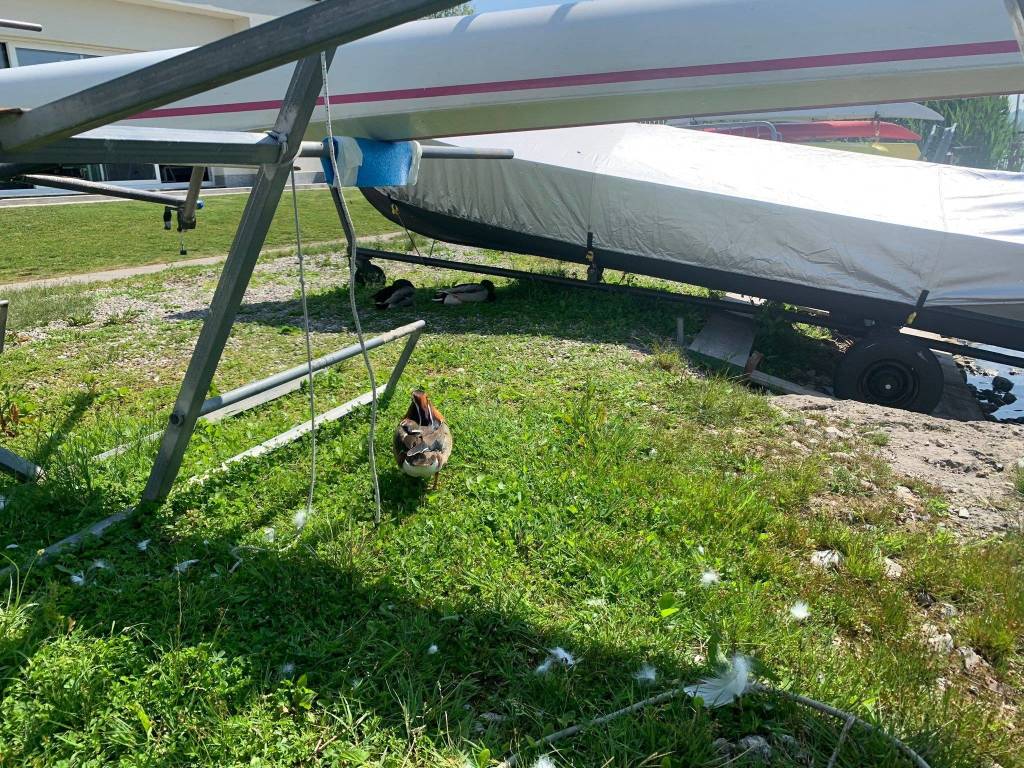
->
[697,120,923,159]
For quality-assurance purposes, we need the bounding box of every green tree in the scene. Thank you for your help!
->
[910,97,1014,169]
[428,3,474,17]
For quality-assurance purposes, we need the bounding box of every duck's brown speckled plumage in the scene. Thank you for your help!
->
[394,390,452,487]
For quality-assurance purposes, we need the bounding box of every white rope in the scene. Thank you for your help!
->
[497,682,931,768]
[289,169,317,531]
[320,51,383,524]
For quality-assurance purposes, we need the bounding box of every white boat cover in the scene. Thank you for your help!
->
[389,124,1024,313]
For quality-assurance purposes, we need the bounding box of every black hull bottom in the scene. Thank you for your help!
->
[362,188,1024,353]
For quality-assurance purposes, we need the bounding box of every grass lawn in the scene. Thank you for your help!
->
[0,188,396,283]
[0,239,1021,767]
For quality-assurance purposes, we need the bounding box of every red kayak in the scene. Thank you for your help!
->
[701,120,922,143]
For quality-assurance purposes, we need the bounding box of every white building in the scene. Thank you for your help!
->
[0,0,316,195]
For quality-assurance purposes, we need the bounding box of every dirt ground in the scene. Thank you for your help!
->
[777,394,1024,537]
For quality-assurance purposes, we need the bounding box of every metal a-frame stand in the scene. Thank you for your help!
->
[139,52,330,503]
[0,0,461,568]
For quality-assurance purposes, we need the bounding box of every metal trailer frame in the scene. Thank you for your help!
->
[94,322,425,462]
[0,0,463,564]
[356,246,1024,370]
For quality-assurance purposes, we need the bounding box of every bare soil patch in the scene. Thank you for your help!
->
[777,394,1024,537]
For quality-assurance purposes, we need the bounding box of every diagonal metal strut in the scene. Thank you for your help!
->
[141,51,333,503]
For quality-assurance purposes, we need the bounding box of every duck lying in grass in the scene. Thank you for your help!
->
[372,279,414,309]
[433,280,496,305]
[394,389,451,490]
[354,259,386,286]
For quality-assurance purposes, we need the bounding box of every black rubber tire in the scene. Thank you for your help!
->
[833,334,944,413]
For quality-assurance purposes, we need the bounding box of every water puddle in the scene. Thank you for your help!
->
[961,344,1024,423]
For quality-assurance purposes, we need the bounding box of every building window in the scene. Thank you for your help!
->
[0,43,10,69]
[14,47,95,67]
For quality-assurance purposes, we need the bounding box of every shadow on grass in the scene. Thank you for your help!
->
[32,388,99,466]
[169,277,707,353]
[0,474,937,768]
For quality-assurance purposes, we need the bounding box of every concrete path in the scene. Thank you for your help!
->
[0,184,321,208]
[0,231,407,293]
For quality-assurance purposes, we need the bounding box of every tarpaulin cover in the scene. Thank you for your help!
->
[386,124,1024,317]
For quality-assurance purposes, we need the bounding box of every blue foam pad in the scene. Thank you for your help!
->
[320,137,421,188]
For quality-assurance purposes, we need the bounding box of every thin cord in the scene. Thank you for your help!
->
[290,169,317,532]
[497,682,931,768]
[320,51,383,525]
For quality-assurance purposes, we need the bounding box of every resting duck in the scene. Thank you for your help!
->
[394,390,452,489]
[355,259,386,286]
[373,279,415,310]
[433,280,496,305]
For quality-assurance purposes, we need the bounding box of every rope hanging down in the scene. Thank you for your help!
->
[289,169,317,532]
[320,51,384,525]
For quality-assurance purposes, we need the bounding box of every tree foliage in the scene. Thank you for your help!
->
[910,97,1014,169]
[428,3,474,17]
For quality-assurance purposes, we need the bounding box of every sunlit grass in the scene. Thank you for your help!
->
[0,244,1020,767]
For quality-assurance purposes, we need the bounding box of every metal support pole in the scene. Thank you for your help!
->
[201,321,424,415]
[0,18,41,32]
[141,52,333,504]
[1,127,289,168]
[296,141,514,160]
[0,300,7,355]
[180,167,206,229]
[0,446,43,481]
[18,174,190,207]
[1007,0,1024,54]
[385,329,423,396]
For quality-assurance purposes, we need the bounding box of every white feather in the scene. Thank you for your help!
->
[634,663,658,684]
[5,543,18,550]
[91,559,110,570]
[789,601,810,621]
[279,661,296,678]
[427,644,439,655]
[173,559,199,574]
[69,571,86,586]
[683,655,752,708]
[536,646,577,674]
[292,510,307,531]
[136,539,150,551]
[700,569,721,586]
[533,756,557,768]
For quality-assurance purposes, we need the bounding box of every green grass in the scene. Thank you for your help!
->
[2,282,99,333]
[0,188,397,283]
[0,245,1021,767]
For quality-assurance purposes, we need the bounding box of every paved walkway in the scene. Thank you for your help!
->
[0,231,407,293]
[0,184,321,209]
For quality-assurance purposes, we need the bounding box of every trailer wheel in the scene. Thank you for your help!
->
[833,334,944,413]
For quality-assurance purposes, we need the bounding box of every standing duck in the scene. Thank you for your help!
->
[394,390,452,489]
[433,280,496,305]
[373,279,415,310]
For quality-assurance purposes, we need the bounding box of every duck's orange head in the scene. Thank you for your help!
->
[407,389,442,426]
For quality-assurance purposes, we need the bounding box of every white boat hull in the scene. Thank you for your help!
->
[0,0,1021,141]
[370,124,1024,349]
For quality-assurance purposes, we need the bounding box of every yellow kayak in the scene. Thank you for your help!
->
[805,141,922,160]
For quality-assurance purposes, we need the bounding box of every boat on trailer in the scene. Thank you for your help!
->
[363,123,1024,413]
